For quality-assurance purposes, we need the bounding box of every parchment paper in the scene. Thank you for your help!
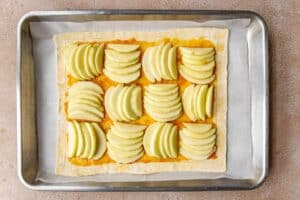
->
[30,19,254,183]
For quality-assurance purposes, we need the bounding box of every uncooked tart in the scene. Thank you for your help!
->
[54,28,228,176]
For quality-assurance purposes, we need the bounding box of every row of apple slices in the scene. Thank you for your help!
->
[179,123,217,160]
[68,121,216,162]
[179,47,215,84]
[182,84,214,121]
[104,84,142,122]
[107,122,146,164]
[142,43,178,82]
[67,81,104,122]
[144,84,182,122]
[103,44,141,83]
[63,43,104,80]
[68,121,106,160]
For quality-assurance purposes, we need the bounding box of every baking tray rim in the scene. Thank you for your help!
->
[16,9,269,191]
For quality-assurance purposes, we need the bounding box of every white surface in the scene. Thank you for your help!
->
[30,19,254,183]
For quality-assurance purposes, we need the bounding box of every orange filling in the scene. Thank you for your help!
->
[66,38,216,166]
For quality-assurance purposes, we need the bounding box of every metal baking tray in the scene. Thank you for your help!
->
[16,10,269,191]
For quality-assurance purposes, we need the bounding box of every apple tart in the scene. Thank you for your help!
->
[54,28,228,176]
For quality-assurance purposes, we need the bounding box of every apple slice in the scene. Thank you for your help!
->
[83,44,95,78]
[94,43,104,74]
[75,44,91,80]
[83,123,97,159]
[91,123,107,160]
[68,110,102,122]
[67,122,78,158]
[113,122,146,133]
[182,50,215,62]
[107,130,143,146]
[182,85,196,121]
[130,86,142,117]
[105,49,140,63]
[103,68,140,83]
[168,47,178,79]
[182,56,214,66]
[183,123,212,133]
[193,85,202,119]
[180,69,215,84]
[198,85,208,120]
[108,146,144,164]
[105,63,141,75]
[68,103,103,118]
[120,86,135,121]
[155,43,164,77]
[142,46,156,82]
[87,45,97,76]
[180,146,215,160]
[160,43,172,79]
[179,130,216,146]
[144,96,180,108]
[80,123,91,158]
[183,128,216,139]
[107,44,140,53]
[145,85,178,96]
[206,85,214,118]
[180,47,214,56]
[168,126,178,158]
[147,83,177,92]
[180,65,214,80]
[111,128,144,139]
[158,123,170,158]
[184,61,215,72]
[74,121,85,157]
[145,105,182,122]
[105,58,139,68]
[144,122,164,157]
[107,142,143,158]
[149,46,161,81]
[104,86,118,121]
[69,81,103,94]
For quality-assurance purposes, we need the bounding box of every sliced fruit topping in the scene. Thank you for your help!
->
[104,84,142,122]
[107,122,146,163]
[182,84,214,121]
[63,43,104,80]
[67,81,104,122]
[179,47,215,84]
[67,121,106,160]
[142,43,178,82]
[143,122,178,158]
[144,84,182,122]
[179,123,216,160]
[104,44,141,83]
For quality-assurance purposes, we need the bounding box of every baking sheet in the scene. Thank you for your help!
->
[30,19,254,183]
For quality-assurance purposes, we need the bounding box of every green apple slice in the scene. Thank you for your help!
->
[104,86,118,121]
[198,85,208,120]
[105,58,139,68]
[144,96,180,108]
[180,146,215,160]
[179,130,216,146]
[68,90,101,101]
[182,128,216,139]
[158,123,170,158]
[147,83,177,92]
[180,69,215,84]
[142,46,156,82]
[144,122,164,157]
[182,85,197,121]
[107,142,143,157]
[149,46,161,81]
[110,84,123,120]
[145,105,182,122]
[116,86,128,121]
[113,122,146,132]
[168,126,178,158]
[94,43,104,74]
[111,128,144,139]
[103,68,140,83]
[67,93,100,105]
[160,43,172,79]
[183,123,212,133]
[87,45,97,76]
[84,123,97,159]
[68,103,103,118]
[83,44,95,79]
[69,81,103,95]
[68,110,102,122]
[180,47,214,56]
[105,49,140,63]
[181,141,215,155]
[68,98,100,109]
[182,56,214,66]
[184,61,215,72]
[63,44,77,75]
[105,63,141,75]
[145,91,178,102]
[67,122,78,157]
[120,86,136,121]
[155,43,164,77]
[107,44,140,53]
[180,65,214,80]
[167,47,178,79]
[180,139,215,152]
[182,50,215,61]
[145,101,182,113]
[108,130,143,146]
[193,85,202,119]
[80,123,91,158]
[74,121,85,157]
[69,45,83,80]
[130,86,142,117]
[206,85,214,118]
[163,124,172,158]
[145,85,178,96]
[75,44,90,80]
[108,146,144,164]
[91,123,107,160]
